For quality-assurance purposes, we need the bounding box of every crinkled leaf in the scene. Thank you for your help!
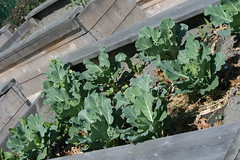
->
[221,0,240,15]
[124,87,142,101]
[115,53,127,62]
[99,46,110,69]
[204,5,232,26]
[136,36,153,51]
[130,74,152,91]
[27,115,47,137]
[114,93,129,109]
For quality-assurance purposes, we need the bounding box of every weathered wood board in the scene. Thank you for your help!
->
[25,0,59,20]
[0,7,82,72]
[90,0,137,40]
[0,25,13,47]
[0,20,33,52]
[63,0,220,65]
[144,0,188,16]
[0,32,95,100]
[0,80,32,151]
[53,122,240,160]
[77,0,116,31]
[114,5,147,33]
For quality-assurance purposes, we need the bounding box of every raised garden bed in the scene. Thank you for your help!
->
[2,0,240,159]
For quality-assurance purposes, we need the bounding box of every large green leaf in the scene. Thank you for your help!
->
[221,0,240,15]
[90,119,109,142]
[130,74,152,92]
[136,36,153,51]
[124,87,141,101]
[114,93,129,109]
[27,115,47,137]
[6,136,25,153]
[204,5,232,26]
[158,60,189,80]
[213,52,226,73]
[134,92,154,122]
[84,93,114,125]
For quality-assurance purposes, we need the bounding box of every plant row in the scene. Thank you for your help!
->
[2,0,239,159]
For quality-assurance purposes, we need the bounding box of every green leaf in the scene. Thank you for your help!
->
[115,53,127,62]
[216,29,231,36]
[204,5,232,26]
[134,92,154,122]
[123,106,139,126]
[213,52,226,73]
[124,87,142,101]
[114,93,129,109]
[136,36,153,51]
[130,74,152,91]
[84,93,114,125]
[138,26,160,43]
[221,0,240,15]
[37,147,47,160]
[6,136,25,153]
[83,58,103,74]
[230,13,240,32]
[200,76,219,95]
[184,34,200,60]
[27,115,47,137]
[90,120,109,142]
[99,46,110,69]
[158,60,189,80]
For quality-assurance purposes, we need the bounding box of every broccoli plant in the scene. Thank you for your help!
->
[204,0,240,35]
[6,115,59,160]
[135,18,188,61]
[158,34,226,95]
[82,46,143,96]
[67,75,170,151]
[42,58,85,121]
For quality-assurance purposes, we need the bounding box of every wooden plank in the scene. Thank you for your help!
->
[77,0,116,31]
[114,5,147,33]
[54,122,240,160]
[0,7,82,72]
[0,79,16,96]
[0,32,95,86]
[25,0,59,20]
[20,74,47,99]
[138,0,164,10]
[144,0,188,16]
[0,103,34,151]
[0,89,24,131]
[63,0,220,66]
[0,20,33,52]
[90,0,137,40]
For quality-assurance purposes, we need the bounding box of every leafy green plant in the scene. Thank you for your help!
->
[158,34,226,95]
[0,149,19,160]
[68,75,170,151]
[82,46,143,96]
[6,114,59,160]
[42,58,84,121]
[204,0,240,35]
[135,18,188,61]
